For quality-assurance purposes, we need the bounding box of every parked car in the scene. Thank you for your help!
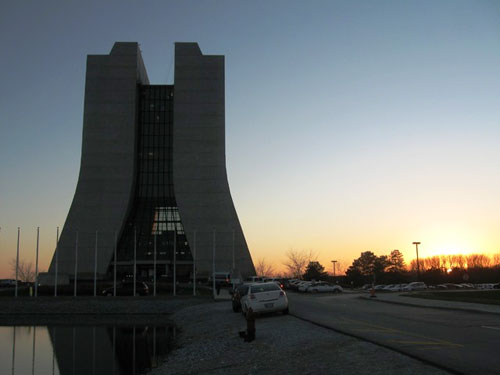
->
[298,281,313,292]
[477,283,495,290]
[231,283,250,312]
[402,282,427,291]
[240,282,289,317]
[384,284,400,292]
[459,283,474,289]
[244,276,265,283]
[306,282,343,293]
[263,278,285,289]
[208,272,232,286]
[384,284,404,292]
[101,281,149,296]
[493,283,500,289]
[287,279,302,290]
[0,279,17,287]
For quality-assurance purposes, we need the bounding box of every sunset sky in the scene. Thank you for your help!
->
[1,1,499,278]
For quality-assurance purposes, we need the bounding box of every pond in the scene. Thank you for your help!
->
[0,324,176,375]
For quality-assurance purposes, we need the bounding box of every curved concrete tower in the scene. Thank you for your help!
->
[48,42,255,281]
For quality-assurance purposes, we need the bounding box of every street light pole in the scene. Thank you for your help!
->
[331,260,337,278]
[412,242,421,281]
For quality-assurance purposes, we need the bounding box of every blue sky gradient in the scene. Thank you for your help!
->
[1,1,499,276]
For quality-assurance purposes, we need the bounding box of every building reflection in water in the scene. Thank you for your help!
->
[0,324,175,375]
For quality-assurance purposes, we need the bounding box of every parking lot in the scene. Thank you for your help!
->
[288,291,500,375]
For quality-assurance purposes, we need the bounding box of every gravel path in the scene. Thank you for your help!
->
[151,301,451,375]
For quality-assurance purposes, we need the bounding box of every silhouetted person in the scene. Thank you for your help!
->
[216,282,221,295]
[239,307,255,342]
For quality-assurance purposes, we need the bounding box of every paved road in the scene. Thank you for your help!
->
[288,292,500,375]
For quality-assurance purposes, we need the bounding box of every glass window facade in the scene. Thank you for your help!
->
[116,85,192,263]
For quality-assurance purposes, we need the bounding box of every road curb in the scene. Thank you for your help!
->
[358,295,500,315]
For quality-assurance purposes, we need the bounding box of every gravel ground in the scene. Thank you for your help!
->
[151,301,451,375]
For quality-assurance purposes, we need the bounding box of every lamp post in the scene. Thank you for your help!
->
[412,242,421,281]
[331,260,337,278]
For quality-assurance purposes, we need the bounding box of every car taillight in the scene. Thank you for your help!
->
[249,294,256,299]
[280,284,284,289]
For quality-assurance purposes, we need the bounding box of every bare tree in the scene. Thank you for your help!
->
[466,254,491,268]
[452,254,466,269]
[9,258,35,282]
[409,259,426,272]
[493,253,500,267]
[282,249,318,278]
[424,256,442,270]
[255,258,275,277]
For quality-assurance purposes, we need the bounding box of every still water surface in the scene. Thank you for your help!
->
[0,325,175,375]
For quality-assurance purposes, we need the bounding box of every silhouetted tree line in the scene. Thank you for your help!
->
[345,251,500,286]
[409,253,500,285]
[344,250,406,286]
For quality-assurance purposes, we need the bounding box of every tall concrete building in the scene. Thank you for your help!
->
[48,42,255,281]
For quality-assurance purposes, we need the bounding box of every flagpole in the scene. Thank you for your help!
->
[74,231,78,297]
[35,227,39,297]
[15,227,20,297]
[193,230,196,296]
[54,227,59,297]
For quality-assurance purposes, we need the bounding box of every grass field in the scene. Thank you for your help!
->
[406,290,500,305]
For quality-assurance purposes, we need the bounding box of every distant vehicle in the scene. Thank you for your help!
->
[244,276,265,283]
[439,283,461,290]
[477,283,495,290]
[210,272,232,286]
[306,282,343,293]
[493,283,500,289]
[263,278,285,289]
[384,284,403,292]
[240,282,288,317]
[459,283,474,289]
[101,281,149,296]
[394,284,408,292]
[298,281,313,292]
[231,284,250,312]
[0,279,16,287]
[402,282,427,291]
[287,279,302,290]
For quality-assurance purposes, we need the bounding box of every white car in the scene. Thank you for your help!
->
[244,276,265,283]
[298,281,313,292]
[385,284,405,292]
[306,282,343,293]
[240,282,289,317]
[402,282,427,291]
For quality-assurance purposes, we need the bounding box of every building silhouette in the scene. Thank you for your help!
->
[47,42,255,282]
